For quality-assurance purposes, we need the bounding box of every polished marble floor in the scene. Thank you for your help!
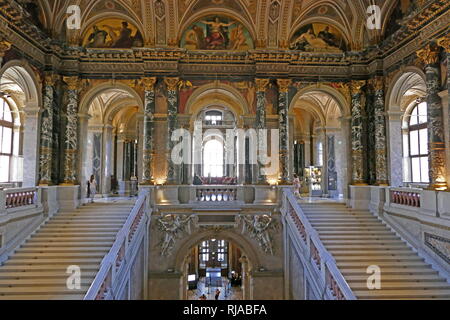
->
[187,277,243,300]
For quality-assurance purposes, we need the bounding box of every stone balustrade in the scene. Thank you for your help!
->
[282,188,356,300]
[0,187,41,213]
[390,189,421,207]
[195,186,238,202]
[84,193,149,300]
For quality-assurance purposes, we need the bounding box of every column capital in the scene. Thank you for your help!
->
[369,76,384,91]
[63,76,80,90]
[437,34,450,53]
[416,44,440,65]
[255,78,270,93]
[141,77,157,91]
[45,74,60,86]
[277,79,292,93]
[0,39,11,57]
[350,80,366,94]
[164,77,180,91]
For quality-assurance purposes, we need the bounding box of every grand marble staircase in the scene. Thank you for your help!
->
[0,200,134,300]
[300,202,450,300]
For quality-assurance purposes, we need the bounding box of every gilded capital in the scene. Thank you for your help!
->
[141,77,157,91]
[277,79,292,93]
[255,78,270,93]
[437,35,450,53]
[45,74,59,86]
[416,44,440,65]
[164,77,180,91]
[63,76,80,90]
[370,77,384,91]
[350,80,366,94]
[0,39,12,56]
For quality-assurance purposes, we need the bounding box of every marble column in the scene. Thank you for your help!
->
[438,35,450,104]
[372,77,389,185]
[38,74,57,185]
[350,80,367,185]
[141,77,157,185]
[62,76,80,185]
[164,77,179,185]
[438,35,450,184]
[102,124,113,196]
[417,45,447,190]
[277,79,292,184]
[255,78,270,184]
[22,106,40,187]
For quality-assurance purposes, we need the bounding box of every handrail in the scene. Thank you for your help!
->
[282,188,356,300]
[84,194,149,300]
[0,187,41,212]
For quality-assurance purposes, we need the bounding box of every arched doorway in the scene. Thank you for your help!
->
[79,85,143,200]
[181,237,252,301]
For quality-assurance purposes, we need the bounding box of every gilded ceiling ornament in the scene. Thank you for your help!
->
[437,34,450,53]
[350,80,366,94]
[255,78,270,92]
[140,77,157,91]
[277,79,292,93]
[63,76,80,90]
[416,44,440,65]
[164,77,180,91]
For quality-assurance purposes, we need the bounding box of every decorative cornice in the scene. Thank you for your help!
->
[416,44,440,65]
[255,78,270,92]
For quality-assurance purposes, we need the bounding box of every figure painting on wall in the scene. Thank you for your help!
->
[181,15,253,51]
[84,19,144,48]
[289,23,347,53]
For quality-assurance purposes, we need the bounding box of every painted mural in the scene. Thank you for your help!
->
[83,19,144,48]
[181,16,253,50]
[289,23,347,53]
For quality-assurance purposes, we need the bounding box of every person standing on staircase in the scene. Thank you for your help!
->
[88,175,97,203]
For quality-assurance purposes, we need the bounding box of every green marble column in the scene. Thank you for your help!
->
[255,78,270,184]
[371,77,388,185]
[417,44,447,190]
[164,77,179,185]
[62,76,80,185]
[277,79,292,185]
[39,74,57,185]
[141,77,157,185]
[350,80,367,185]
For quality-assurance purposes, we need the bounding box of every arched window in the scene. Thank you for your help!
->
[403,101,429,183]
[204,110,223,126]
[203,139,224,177]
[0,98,14,182]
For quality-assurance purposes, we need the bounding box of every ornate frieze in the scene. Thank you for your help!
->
[417,44,447,190]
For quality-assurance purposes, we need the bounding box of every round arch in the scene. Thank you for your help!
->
[386,67,427,112]
[174,228,261,272]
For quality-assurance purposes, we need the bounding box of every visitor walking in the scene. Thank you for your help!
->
[293,174,301,198]
[88,175,97,203]
[215,289,221,300]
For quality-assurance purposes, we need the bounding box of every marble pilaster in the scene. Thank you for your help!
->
[255,78,270,184]
[350,80,367,185]
[141,77,157,185]
[22,106,40,187]
[164,77,179,185]
[277,79,292,185]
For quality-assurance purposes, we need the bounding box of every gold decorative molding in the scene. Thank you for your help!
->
[255,78,270,92]
[0,39,12,56]
[277,79,292,93]
[63,76,80,90]
[45,74,59,86]
[416,44,440,65]
[140,77,157,91]
[437,34,450,53]
[350,80,366,94]
[164,77,180,91]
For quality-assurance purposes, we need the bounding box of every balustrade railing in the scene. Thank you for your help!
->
[195,186,238,202]
[390,189,421,208]
[0,187,41,213]
[282,188,355,300]
[84,193,149,300]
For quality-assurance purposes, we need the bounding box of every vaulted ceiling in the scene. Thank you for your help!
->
[20,0,405,51]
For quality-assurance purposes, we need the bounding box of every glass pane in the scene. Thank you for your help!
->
[2,127,12,154]
[420,156,429,183]
[411,157,421,182]
[419,129,428,155]
[409,114,418,126]
[418,102,428,124]
[410,130,419,156]
[0,99,4,121]
[0,155,9,182]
